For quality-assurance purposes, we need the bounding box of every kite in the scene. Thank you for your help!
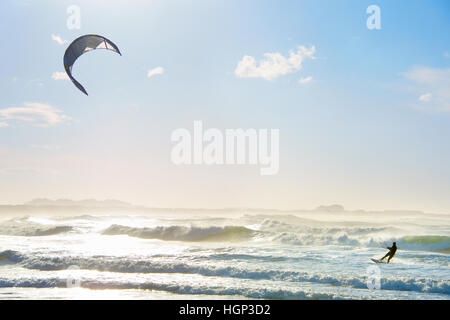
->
[63,34,121,95]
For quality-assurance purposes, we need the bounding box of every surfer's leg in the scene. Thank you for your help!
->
[380,253,389,261]
[387,254,394,263]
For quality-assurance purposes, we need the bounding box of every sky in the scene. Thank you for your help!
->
[0,0,449,213]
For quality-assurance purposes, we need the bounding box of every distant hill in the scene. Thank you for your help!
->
[314,204,345,212]
[25,198,131,208]
[0,199,433,217]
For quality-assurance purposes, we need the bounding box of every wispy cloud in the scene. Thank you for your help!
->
[51,34,67,46]
[0,122,8,128]
[234,45,316,81]
[51,72,70,80]
[298,76,313,84]
[402,66,450,110]
[0,102,71,127]
[419,93,432,102]
[147,67,165,78]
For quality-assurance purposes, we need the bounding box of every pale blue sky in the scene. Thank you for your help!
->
[0,0,449,212]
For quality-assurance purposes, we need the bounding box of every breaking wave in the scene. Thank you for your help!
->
[0,220,73,237]
[98,219,450,253]
[0,249,448,295]
[0,276,340,300]
[102,224,256,242]
[399,236,450,252]
[253,219,450,252]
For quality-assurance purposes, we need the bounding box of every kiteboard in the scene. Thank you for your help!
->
[371,258,385,264]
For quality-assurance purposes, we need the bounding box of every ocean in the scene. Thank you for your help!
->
[0,209,449,300]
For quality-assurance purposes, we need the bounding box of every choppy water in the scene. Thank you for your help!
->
[0,210,449,299]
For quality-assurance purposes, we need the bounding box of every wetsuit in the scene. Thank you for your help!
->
[380,243,397,263]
